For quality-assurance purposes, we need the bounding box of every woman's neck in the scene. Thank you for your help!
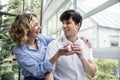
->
[27,37,36,45]
[26,37,38,49]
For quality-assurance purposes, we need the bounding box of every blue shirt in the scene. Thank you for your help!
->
[13,34,54,78]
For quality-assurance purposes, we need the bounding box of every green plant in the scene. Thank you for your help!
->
[12,63,19,73]
[93,59,118,80]
[1,71,14,80]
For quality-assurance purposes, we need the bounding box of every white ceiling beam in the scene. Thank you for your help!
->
[83,0,119,19]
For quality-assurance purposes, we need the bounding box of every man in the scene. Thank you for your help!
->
[46,10,96,80]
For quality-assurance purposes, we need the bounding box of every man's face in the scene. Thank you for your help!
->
[62,18,80,37]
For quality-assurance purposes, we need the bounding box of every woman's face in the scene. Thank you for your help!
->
[29,16,40,38]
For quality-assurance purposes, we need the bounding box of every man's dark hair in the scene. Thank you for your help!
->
[60,10,83,26]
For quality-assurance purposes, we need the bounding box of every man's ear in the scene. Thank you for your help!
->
[77,23,81,30]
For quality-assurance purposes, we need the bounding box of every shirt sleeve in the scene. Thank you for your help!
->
[46,40,59,60]
[80,39,94,59]
[14,49,54,78]
[87,48,94,59]
[83,43,94,59]
[44,36,54,45]
[46,40,59,73]
[39,34,54,45]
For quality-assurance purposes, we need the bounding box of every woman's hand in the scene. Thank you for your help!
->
[80,36,92,48]
[50,47,75,65]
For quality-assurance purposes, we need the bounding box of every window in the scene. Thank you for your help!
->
[111,41,119,47]
[109,36,119,47]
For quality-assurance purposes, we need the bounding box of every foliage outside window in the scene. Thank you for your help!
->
[87,59,118,80]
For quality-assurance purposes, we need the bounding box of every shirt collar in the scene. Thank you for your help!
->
[21,38,39,50]
[61,35,81,44]
[20,45,27,50]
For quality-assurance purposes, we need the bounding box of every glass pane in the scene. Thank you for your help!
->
[24,0,41,18]
[78,2,120,48]
[48,15,57,38]
[91,3,120,28]
[77,0,108,14]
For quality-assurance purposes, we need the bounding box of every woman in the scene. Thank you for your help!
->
[9,13,71,80]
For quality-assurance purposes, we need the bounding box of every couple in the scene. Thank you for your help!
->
[9,10,96,80]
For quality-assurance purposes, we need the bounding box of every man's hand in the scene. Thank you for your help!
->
[71,44,84,59]
[58,47,75,56]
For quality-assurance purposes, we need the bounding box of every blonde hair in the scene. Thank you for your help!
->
[9,13,38,45]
